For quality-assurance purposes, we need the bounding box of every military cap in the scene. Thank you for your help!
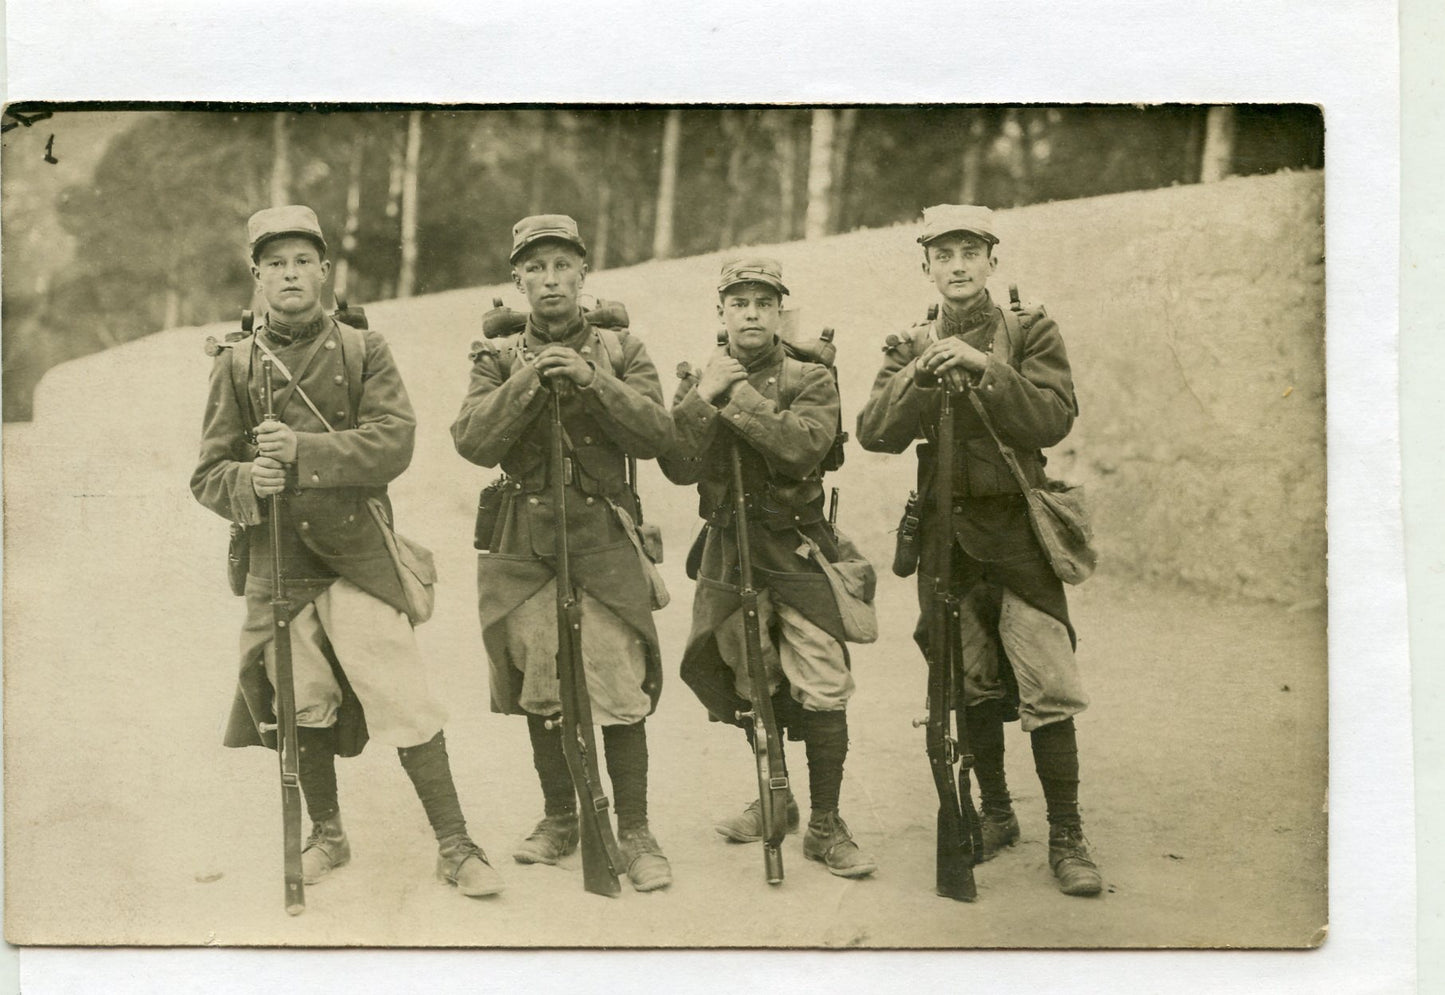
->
[917,204,999,247]
[717,256,790,296]
[248,205,328,260]
[510,214,588,264]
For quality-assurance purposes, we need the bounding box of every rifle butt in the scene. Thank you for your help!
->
[935,809,978,902]
[579,815,623,897]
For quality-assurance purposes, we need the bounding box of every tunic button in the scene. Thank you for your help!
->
[733,413,742,420]
[333,375,344,385]
[585,497,595,505]
[767,377,776,385]
[528,497,539,506]
[582,436,592,444]
[310,473,320,483]
[325,339,336,350]
[299,521,310,530]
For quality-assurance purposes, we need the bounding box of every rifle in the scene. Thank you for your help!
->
[719,329,791,885]
[258,357,305,916]
[912,380,983,901]
[548,380,624,897]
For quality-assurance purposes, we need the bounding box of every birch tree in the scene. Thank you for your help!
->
[652,109,681,260]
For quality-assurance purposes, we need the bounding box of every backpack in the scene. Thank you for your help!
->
[777,312,848,472]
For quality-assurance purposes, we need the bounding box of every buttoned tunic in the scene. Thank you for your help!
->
[451,313,673,719]
[192,317,430,752]
[661,338,855,725]
[856,290,1088,728]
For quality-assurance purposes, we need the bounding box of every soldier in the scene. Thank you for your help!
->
[451,214,674,892]
[661,258,877,879]
[192,205,504,899]
[856,205,1102,897]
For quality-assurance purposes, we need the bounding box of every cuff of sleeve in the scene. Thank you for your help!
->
[719,382,769,432]
[975,356,1015,396]
[677,387,719,427]
[294,439,336,493]
[232,465,264,526]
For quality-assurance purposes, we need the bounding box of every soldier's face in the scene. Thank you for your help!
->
[513,242,587,322]
[717,284,782,354]
[252,237,330,318]
[924,234,996,304]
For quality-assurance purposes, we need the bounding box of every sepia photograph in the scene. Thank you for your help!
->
[4,103,1327,950]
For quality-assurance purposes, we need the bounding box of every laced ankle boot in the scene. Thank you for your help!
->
[513,714,578,865]
[604,721,671,892]
[715,726,798,842]
[966,701,1018,860]
[1032,719,1101,896]
[398,730,504,897]
[298,726,348,884]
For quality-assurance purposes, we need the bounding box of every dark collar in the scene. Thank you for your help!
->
[732,337,784,373]
[938,290,996,338]
[263,312,328,347]
[526,310,587,348]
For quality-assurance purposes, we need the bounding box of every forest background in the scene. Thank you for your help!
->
[1,104,1321,421]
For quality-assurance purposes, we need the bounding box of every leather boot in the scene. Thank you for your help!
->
[714,794,801,843]
[512,813,579,865]
[1048,825,1103,896]
[301,814,350,884]
[978,808,1020,862]
[802,811,877,878]
[617,823,672,892]
[437,833,505,897]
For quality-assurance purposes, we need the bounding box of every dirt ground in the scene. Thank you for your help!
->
[2,389,1325,950]
[2,173,1327,948]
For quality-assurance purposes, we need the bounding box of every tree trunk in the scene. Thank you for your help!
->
[1200,105,1237,182]
[766,111,799,241]
[652,110,682,260]
[332,135,366,301]
[594,115,621,270]
[162,282,181,331]
[718,111,751,249]
[396,111,423,299]
[804,108,836,240]
[269,112,291,207]
[526,111,550,217]
[958,109,987,203]
[828,108,857,232]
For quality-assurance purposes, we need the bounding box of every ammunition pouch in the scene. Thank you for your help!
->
[474,475,515,551]
[227,523,250,596]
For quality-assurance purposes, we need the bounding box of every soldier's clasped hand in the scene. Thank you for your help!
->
[918,337,989,378]
[696,350,748,404]
[251,454,288,497]
[254,419,298,463]
[533,344,596,388]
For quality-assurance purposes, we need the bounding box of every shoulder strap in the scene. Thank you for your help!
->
[594,326,626,377]
[333,318,367,421]
[996,304,1023,369]
[230,337,260,430]
[776,354,802,410]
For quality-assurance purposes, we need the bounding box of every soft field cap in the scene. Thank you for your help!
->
[510,214,588,264]
[248,205,327,259]
[717,256,790,296]
[917,204,999,247]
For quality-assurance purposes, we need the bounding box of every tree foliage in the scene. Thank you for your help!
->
[3,104,1322,419]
